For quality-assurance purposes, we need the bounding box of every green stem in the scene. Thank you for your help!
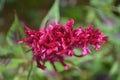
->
[27,61,33,80]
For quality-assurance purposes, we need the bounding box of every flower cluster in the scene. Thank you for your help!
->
[19,19,108,71]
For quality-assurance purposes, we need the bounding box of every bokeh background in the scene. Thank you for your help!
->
[0,0,120,80]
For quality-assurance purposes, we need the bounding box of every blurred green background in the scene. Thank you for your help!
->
[0,0,120,80]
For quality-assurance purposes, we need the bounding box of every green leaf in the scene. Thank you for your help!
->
[0,46,11,55]
[6,14,24,46]
[90,0,113,7]
[10,45,25,58]
[0,58,25,72]
[109,61,119,76]
[117,4,120,13]
[33,66,45,79]
[40,0,60,28]
[116,75,120,80]
[0,64,5,72]
[55,62,65,72]
[6,59,25,69]
[0,33,6,44]
[0,0,5,11]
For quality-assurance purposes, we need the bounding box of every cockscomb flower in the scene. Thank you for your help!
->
[73,25,108,57]
[19,19,108,71]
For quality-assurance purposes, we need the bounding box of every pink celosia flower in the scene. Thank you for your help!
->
[19,19,108,71]
[73,25,108,57]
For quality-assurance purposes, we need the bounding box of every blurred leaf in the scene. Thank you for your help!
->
[91,54,103,73]
[0,33,6,44]
[10,45,24,57]
[45,62,53,71]
[0,45,25,66]
[0,47,13,66]
[0,46,11,55]
[109,61,119,76]
[6,14,24,46]
[14,76,20,80]
[40,0,60,28]
[0,58,25,73]
[32,67,46,80]
[0,46,24,57]
[43,61,65,72]
[86,9,96,23]
[116,75,120,80]
[6,59,25,69]
[90,0,113,7]
[55,62,65,72]
[117,4,120,13]
[65,6,84,21]
[74,48,82,56]
[0,0,5,11]
[68,55,93,65]
[0,64,6,72]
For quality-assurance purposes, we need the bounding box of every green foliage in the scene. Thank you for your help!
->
[40,0,60,28]
[0,0,5,11]
[109,61,119,76]
[6,14,24,46]
[0,0,120,80]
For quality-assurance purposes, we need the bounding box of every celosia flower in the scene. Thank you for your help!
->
[73,25,108,57]
[19,19,108,71]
